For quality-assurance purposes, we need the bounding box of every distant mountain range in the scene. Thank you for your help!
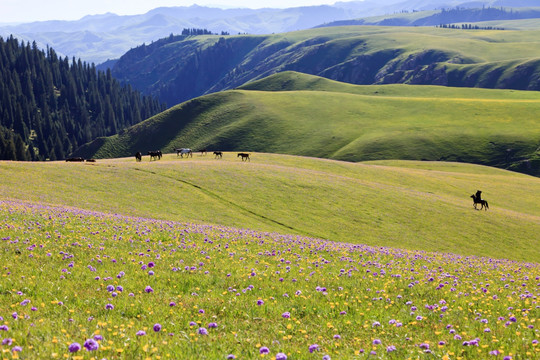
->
[3,0,540,64]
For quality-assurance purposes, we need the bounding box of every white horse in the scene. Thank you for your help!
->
[175,148,192,158]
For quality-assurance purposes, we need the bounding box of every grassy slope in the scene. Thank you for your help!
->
[79,72,540,175]
[470,18,540,30]
[1,155,538,262]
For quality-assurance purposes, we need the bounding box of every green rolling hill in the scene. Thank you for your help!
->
[111,25,540,106]
[1,154,538,262]
[75,72,540,176]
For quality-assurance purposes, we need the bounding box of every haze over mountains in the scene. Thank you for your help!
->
[2,0,540,64]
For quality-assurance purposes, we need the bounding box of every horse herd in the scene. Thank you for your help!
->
[134,149,250,162]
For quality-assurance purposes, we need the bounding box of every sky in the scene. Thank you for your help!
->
[0,0,339,23]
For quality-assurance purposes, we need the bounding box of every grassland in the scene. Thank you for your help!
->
[1,154,539,263]
[77,72,540,176]
[0,200,537,359]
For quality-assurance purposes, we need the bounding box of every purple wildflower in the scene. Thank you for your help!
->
[153,323,162,332]
[136,330,146,336]
[276,353,287,360]
[68,343,81,353]
[309,344,319,353]
[259,346,270,354]
[198,327,208,335]
[83,338,99,351]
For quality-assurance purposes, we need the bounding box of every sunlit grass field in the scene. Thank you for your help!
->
[0,197,538,359]
[1,154,539,262]
[1,155,539,359]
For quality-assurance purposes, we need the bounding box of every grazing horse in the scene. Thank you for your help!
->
[65,157,84,162]
[135,152,142,162]
[470,194,489,210]
[197,149,207,156]
[237,153,250,161]
[213,151,223,159]
[174,148,192,158]
[148,150,162,161]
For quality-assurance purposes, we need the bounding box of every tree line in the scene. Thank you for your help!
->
[0,36,166,161]
[437,24,505,30]
[181,28,230,36]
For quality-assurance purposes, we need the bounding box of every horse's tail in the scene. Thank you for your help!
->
[485,200,489,210]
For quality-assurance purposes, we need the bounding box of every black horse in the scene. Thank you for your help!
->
[148,150,162,161]
[135,152,142,162]
[471,193,489,210]
[198,149,208,156]
[213,151,223,159]
[237,153,250,161]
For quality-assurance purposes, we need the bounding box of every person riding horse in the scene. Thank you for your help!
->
[475,190,482,202]
[471,190,489,210]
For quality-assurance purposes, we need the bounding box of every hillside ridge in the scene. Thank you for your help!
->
[110,26,540,107]
[74,72,540,177]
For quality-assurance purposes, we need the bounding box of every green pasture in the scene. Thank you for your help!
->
[265,25,540,62]
[80,72,540,175]
[1,155,538,262]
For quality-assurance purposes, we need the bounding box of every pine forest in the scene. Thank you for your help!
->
[0,36,166,161]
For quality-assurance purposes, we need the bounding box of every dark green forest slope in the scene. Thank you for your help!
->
[0,36,165,160]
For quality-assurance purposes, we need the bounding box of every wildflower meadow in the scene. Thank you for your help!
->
[0,200,538,359]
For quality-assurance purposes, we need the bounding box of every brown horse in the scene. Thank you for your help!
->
[237,153,250,161]
[148,150,162,161]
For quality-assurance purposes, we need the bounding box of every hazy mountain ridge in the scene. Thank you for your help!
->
[318,5,540,27]
[4,1,540,64]
[0,4,355,64]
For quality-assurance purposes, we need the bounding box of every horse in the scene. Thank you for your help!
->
[175,148,192,158]
[237,153,250,161]
[148,150,162,161]
[197,149,207,156]
[470,194,489,211]
[135,152,142,162]
[213,151,223,159]
[65,157,84,162]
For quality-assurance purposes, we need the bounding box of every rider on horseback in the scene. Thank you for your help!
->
[475,190,482,201]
